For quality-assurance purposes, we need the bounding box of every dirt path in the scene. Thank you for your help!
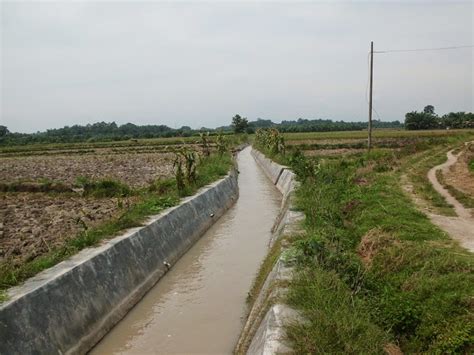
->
[425,149,474,252]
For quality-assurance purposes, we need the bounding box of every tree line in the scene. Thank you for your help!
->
[0,117,403,146]
[405,105,474,130]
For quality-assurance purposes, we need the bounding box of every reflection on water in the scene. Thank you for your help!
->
[90,147,281,354]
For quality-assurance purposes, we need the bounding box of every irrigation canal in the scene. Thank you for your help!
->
[90,147,282,354]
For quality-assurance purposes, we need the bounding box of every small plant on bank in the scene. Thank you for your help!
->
[254,128,285,156]
[172,147,199,195]
[216,132,228,156]
[199,131,211,157]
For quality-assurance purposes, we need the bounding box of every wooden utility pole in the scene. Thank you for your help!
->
[368,41,374,151]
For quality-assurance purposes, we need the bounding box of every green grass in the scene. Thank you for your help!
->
[246,237,284,307]
[469,159,474,173]
[287,268,389,354]
[0,153,234,298]
[259,137,474,353]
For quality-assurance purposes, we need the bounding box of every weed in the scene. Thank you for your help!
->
[75,176,132,198]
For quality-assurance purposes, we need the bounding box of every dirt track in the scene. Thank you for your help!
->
[426,149,474,252]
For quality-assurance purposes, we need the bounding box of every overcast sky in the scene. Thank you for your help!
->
[1,1,473,133]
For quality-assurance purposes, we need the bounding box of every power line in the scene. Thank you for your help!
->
[365,43,473,122]
[374,44,474,53]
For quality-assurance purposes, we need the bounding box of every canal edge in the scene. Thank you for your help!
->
[235,148,305,354]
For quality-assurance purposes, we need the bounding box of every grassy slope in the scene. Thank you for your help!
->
[0,153,233,298]
[259,132,474,353]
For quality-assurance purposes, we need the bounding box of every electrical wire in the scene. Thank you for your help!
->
[374,44,474,53]
[364,44,473,120]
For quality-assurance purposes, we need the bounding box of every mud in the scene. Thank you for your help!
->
[90,146,282,354]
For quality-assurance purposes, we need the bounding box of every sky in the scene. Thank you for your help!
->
[1,0,473,133]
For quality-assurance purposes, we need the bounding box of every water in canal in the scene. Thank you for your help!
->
[90,147,282,354]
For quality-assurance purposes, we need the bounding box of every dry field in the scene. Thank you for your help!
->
[1,152,175,188]
[0,141,183,267]
[0,193,134,266]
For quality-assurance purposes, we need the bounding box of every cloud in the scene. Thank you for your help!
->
[1,0,472,133]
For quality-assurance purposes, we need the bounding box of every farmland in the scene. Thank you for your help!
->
[255,128,474,353]
[0,137,235,296]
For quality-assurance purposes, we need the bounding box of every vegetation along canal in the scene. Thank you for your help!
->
[90,147,282,354]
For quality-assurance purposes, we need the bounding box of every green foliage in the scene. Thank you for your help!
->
[171,147,199,195]
[231,114,249,134]
[469,159,474,173]
[0,125,9,137]
[199,131,211,156]
[254,128,285,155]
[215,131,228,156]
[405,105,474,130]
[75,177,132,197]
[287,268,388,354]
[405,111,439,130]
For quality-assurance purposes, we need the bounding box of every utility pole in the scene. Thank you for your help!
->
[368,41,374,151]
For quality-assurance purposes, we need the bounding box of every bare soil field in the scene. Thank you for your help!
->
[0,152,175,188]
[443,143,474,196]
[0,143,179,270]
[0,193,133,265]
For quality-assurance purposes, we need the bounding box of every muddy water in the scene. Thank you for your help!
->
[90,147,281,354]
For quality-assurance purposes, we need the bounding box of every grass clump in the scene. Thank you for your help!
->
[75,177,132,197]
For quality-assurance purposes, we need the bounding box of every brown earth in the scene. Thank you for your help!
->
[0,152,175,188]
[443,143,474,197]
[0,193,132,265]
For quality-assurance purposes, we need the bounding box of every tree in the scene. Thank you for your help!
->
[423,105,435,115]
[231,114,248,134]
[0,126,9,137]
[405,111,438,130]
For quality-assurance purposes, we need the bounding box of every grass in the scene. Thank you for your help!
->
[469,158,474,173]
[282,128,474,142]
[286,268,389,354]
[246,237,284,307]
[256,133,474,353]
[0,152,234,298]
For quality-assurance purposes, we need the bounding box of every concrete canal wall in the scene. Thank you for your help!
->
[0,171,238,355]
[235,148,304,355]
